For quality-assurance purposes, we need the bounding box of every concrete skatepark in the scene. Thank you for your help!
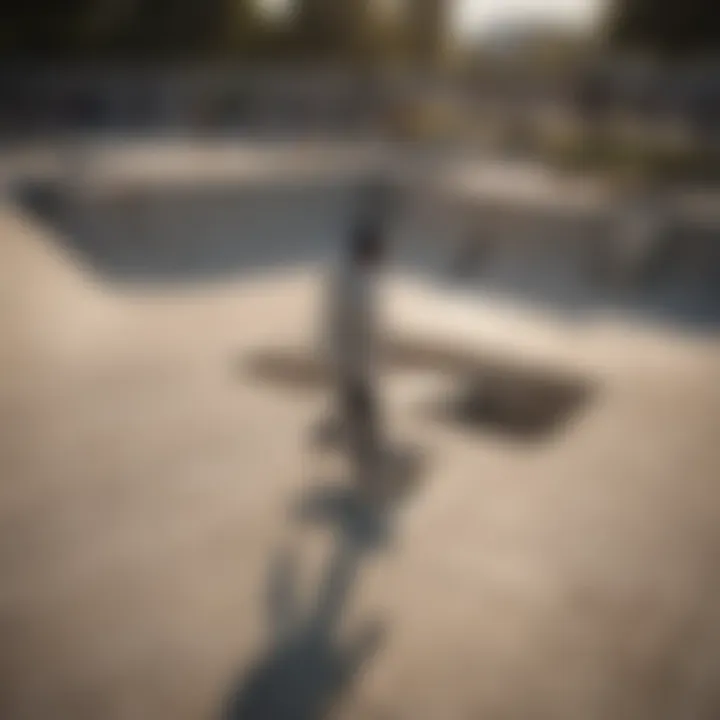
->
[2,141,720,719]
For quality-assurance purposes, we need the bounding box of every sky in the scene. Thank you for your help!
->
[453,0,606,37]
[260,0,606,38]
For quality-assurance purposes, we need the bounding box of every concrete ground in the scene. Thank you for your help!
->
[2,147,720,720]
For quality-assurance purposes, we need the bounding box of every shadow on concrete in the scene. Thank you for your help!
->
[15,180,353,284]
[241,350,329,396]
[453,230,720,331]
[225,539,383,720]
[16,178,720,327]
[224,458,423,720]
[423,367,594,443]
[242,343,595,444]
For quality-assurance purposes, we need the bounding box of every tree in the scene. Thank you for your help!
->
[0,0,269,60]
[608,0,720,58]
[1,0,96,58]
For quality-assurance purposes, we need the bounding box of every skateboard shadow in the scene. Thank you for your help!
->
[242,344,596,445]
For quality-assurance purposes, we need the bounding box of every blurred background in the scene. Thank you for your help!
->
[2,3,720,720]
[1,0,719,181]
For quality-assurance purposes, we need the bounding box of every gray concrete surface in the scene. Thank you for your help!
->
[2,147,720,720]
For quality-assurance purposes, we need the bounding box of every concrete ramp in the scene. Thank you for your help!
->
[0,204,119,373]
